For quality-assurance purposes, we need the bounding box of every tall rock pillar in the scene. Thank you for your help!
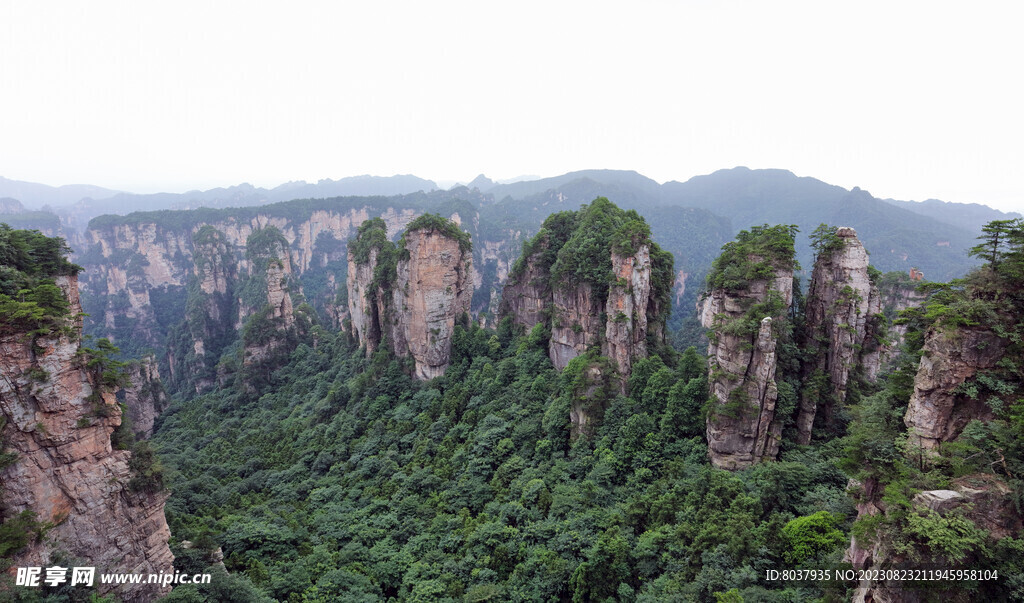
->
[796,227,880,445]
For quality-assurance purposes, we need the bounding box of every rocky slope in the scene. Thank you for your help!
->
[347,216,473,380]
[904,327,1007,450]
[700,271,794,470]
[0,275,174,602]
[846,473,1021,602]
[796,227,882,444]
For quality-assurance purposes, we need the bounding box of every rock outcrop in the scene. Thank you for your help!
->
[346,246,383,357]
[390,227,473,380]
[603,245,652,382]
[862,275,928,382]
[80,205,421,354]
[904,327,1007,450]
[797,227,882,444]
[177,226,238,393]
[499,201,671,386]
[548,282,604,371]
[700,225,796,471]
[499,241,551,333]
[0,275,174,602]
[846,474,1021,602]
[119,355,168,439]
[347,216,473,380]
[701,267,793,470]
[238,226,298,368]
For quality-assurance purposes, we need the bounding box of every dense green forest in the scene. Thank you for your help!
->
[146,216,1024,602]
[5,205,1023,601]
[154,320,854,601]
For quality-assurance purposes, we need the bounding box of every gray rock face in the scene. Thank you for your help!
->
[863,284,927,382]
[346,246,382,357]
[0,275,174,602]
[797,227,881,444]
[904,327,1007,449]
[701,269,793,470]
[500,242,551,333]
[346,225,473,380]
[241,240,298,368]
[121,355,168,439]
[502,243,659,381]
[549,282,604,371]
[912,490,964,513]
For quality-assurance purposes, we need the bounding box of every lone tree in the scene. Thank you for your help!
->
[969,218,1020,269]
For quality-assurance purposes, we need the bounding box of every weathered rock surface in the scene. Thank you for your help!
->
[240,234,297,367]
[346,221,473,380]
[568,362,614,439]
[701,269,793,470]
[502,241,662,378]
[390,228,473,380]
[0,275,174,602]
[862,279,927,382]
[499,242,551,333]
[904,327,1007,449]
[80,206,419,350]
[549,282,604,371]
[797,227,881,444]
[346,246,382,357]
[603,245,651,381]
[179,227,238,392]
[120,355,168,439]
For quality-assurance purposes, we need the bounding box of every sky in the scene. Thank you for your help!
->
[1,1,1022,212]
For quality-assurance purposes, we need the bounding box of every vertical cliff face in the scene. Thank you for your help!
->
[0,275,173,602]
[179,226,238,393]
[346,216,474,380]
[861,274,927,382]
[80,205,420,358]
[701,271,794,470]
[602,245,651,383]
[904,328,1007,449]
[346,245,382,357]
[390,227,473,380]
[797,227,881,445]
[549,282,604,371]
[238,227,298,368]
[120,355,168,440]
[499,240,551,332]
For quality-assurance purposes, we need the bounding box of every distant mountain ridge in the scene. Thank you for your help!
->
[0,174,439,231]
[884,197,1021,233]
[0,167,1011,281]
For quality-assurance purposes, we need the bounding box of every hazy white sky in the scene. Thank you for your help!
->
[2,1,1021,212]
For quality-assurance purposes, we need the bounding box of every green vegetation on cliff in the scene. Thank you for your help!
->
[705,224,798,293]
[0,224,80,336]
[509,198,675,340]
